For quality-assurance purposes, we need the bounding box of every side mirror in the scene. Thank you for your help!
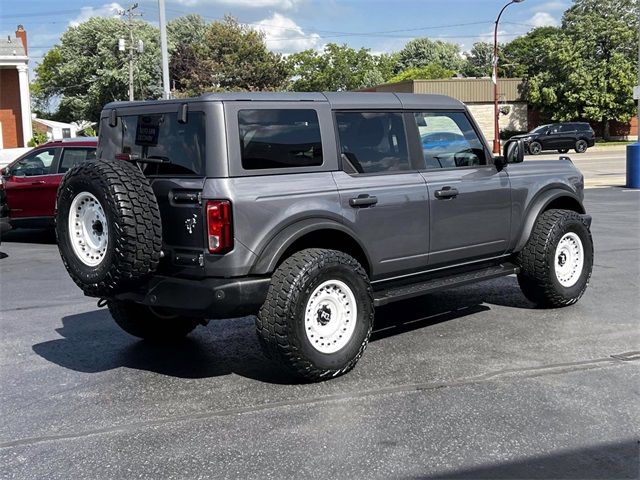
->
[496,139,524,168]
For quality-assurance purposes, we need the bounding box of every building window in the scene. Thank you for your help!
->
[62,128,71,139]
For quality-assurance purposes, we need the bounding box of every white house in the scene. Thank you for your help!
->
[32,117,79,141]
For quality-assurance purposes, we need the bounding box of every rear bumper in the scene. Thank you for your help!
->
[114,275,271,319]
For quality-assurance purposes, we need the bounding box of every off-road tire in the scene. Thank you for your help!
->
[575,139,588,153]
[528,141,542,155]
[517,209,593,307]
[108,299,200,340]
[558,149,569,154]
[56,159,162,297]
[256,248,374,382]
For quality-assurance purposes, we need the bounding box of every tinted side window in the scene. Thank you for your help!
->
[239,109,322,170]
[59,148,96,173]
[559,124,576,133]
[335,112,409,174]
[413,112,487,169]
[11,148,57,176]
[576,124,591,132]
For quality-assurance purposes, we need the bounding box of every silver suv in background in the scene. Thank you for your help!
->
[54,92,594,381]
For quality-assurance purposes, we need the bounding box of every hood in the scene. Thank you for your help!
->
[510,133,536,140]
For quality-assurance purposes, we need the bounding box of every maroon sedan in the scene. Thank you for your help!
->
[0,138,97,230]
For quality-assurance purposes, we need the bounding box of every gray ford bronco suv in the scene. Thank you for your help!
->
[56,92,593,381]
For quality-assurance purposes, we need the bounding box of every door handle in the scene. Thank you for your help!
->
[434,186,459,199]
[31,180,46,185]
[349,194,378,208]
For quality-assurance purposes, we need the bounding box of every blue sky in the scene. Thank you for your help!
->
[0,0,571,73]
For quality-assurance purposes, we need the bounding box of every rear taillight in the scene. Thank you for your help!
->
[206,200,233,254]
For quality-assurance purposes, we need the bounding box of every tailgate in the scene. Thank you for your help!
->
[150,178,207,278]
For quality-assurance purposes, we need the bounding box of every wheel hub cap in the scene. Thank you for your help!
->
[554,232,584,287]
[68,192,108,267]
[305,279,357,354]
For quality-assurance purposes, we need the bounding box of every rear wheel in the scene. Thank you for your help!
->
[528,141,542,155]
[256,248,374,381]
[107,299,201,341]
[575,140,588,153]
[517,209,593,307]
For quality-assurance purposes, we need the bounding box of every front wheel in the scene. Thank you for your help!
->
[256,248,374,381]
[528,141,542,155]
[107,299,201,341]
[575,140,588,153]
[517,209,593,307]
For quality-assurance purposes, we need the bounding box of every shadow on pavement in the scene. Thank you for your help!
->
[1,228,56,245]
[32,276,533,383]
[421,440,639,479]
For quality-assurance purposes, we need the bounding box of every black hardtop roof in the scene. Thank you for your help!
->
[102,92,465,111]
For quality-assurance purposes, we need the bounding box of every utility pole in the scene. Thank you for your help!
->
[119,3,141,101]
[158,0,171,99]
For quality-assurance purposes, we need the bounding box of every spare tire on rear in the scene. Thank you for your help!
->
[56,159,162,297]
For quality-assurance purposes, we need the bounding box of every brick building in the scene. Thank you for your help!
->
[0,25,32,148]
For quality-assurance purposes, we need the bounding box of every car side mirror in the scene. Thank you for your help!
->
[496,139,524,168]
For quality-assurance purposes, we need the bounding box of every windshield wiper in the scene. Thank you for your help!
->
[115,153,171,164]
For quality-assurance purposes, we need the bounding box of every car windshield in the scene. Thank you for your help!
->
[531,125,549,134]
[98,111,205,176]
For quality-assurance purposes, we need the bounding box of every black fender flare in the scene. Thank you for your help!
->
[513,187,586,252]
[250,218,371,275]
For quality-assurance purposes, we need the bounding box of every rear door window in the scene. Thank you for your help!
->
[335,112,409,174]
[58,148,96,173]
[412,112,487,169]
[238,109,323,170]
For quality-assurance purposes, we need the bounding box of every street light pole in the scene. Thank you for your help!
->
[158,0,171,100]
[493,0,525,154]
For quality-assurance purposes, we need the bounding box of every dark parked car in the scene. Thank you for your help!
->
[0,138,97,230]
[512,122,595,155]
[54,93,593,382]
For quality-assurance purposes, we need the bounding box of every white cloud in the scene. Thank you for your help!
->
[173,0,303,9]
[255,13,321,54]
[535,1,568,12]
[69,3,123,27]
[530,11,559,27]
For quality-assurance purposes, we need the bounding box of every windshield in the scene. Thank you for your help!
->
[98,111,205,176]
[530,125,549,134]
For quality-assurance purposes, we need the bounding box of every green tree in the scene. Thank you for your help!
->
[171,17,289,95]
[32,17,162,122]
[462,42,494,78]
[167,14,206,51]
[525,0,637,138]
[395,38,463,73]
[386,64,454,83]
[501,26,563,78]
[287,43,386,91]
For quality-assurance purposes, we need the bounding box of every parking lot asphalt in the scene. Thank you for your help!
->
[525,147,628,188]
[1,187,639,479]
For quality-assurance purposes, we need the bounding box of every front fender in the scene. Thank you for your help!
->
[512,187,586,252]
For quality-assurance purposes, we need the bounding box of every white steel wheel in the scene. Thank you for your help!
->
[68,192,109,267]
[554,232,584,287]
[305,279,358,354]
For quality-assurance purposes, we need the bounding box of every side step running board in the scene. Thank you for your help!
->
[373,262,520,307]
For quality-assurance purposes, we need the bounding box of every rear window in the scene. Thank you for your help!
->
[98,111,205,176]
[238,109,323,170]
[576,124,592,132]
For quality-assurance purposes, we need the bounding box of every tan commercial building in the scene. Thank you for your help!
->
[361,78,526,144]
